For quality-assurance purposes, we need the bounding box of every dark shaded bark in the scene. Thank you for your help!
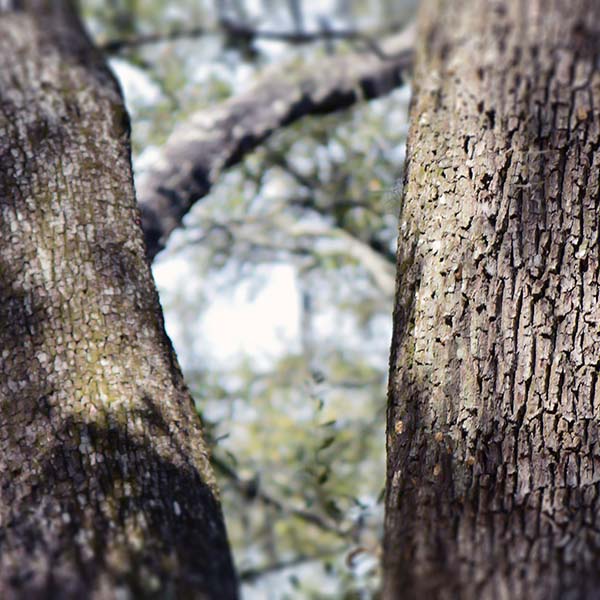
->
[0,2,236,598]
[137,26,415,260]
[384,0,600,598]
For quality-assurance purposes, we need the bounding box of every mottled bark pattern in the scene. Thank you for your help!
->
[0,3,236,598]
[385,1,600,598]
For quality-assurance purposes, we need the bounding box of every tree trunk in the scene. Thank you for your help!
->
[0,3,236,598]
[384,1,600,598]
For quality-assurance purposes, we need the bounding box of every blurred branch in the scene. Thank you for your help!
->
[286,193,397,266]
[186,211,396,297]
[212,454,350,539]
[100,25,212,53]
[290,196,390,220]
[246,151,398,268]
[311,205,397,266]
[239,546,345,582]
[273,215,396,297]
[100,17,409,55]
[139,23,415,261]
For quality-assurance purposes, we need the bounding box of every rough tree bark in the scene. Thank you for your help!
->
[385,0,600,598]
[0,2,236,598]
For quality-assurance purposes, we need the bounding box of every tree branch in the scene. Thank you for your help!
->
[182,210,396,296]
[100,17,407,55]
[212,454,350,539]
[137,24,415,262]
[239,546,345,582]
[270,214,397,297]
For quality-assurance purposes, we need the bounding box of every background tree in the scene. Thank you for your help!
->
[384,0,600,598]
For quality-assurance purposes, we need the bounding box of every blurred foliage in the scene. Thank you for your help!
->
[81,0,414,597]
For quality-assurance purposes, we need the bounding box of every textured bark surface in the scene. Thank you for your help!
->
[384,1,600,598]
[0,2,236,598]
[137,27,414,260]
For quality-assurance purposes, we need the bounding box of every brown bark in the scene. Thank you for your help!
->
[0,2,236,598]
[137,27,415,260]
[384,0,600,598]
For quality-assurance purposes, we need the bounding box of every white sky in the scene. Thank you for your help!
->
[152,253,302,369]
[200,265,301,363]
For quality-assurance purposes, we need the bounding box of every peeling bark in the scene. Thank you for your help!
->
[137,27,415,261]
[0,3,236,598]
[384,0,600,598]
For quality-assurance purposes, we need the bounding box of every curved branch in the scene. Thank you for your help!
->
[181,210,396,296]
[137,25,415,261]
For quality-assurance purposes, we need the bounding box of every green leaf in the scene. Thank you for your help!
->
[318,435,336,451]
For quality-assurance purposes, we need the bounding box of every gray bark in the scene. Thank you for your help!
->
[137,27,415,260]
[384,0,600,598]
[0,2,236,598]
